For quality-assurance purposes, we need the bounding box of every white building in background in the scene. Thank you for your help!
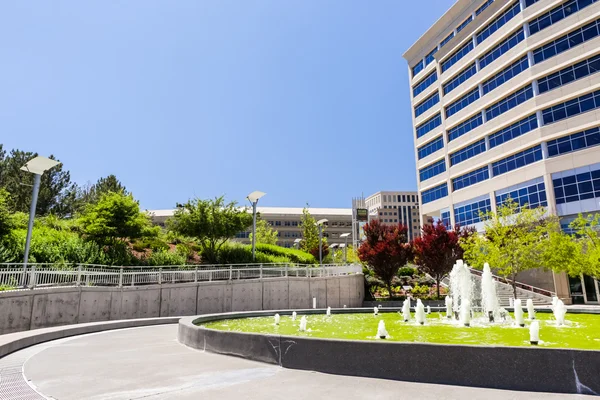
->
[403,0,600,304]
[365,191,421,241]
[148,207,353,248]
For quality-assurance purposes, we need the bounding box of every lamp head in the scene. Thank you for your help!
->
[20,156,60,175]
[316,219,328,225]
[246,191,266,203]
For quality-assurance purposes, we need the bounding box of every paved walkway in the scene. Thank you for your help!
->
[11,325,585,400]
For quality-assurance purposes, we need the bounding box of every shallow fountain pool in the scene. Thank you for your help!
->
[201,311,600,350]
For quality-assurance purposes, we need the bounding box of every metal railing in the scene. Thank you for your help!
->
[466,266,555,298]
[0,263,362,291]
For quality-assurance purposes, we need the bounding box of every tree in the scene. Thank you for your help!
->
[249,218,278,245]
[73,175,128,212]
[0,149,76,217]
[168,196,253,264]
[0,189,14,238]
[78,192,151,245]
[357,220,413,298]
[461,199,567,298]
[299,206,329,259]
[550,213,600,278]
[413,220,475,298]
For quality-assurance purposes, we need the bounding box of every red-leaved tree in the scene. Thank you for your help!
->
[412,219,475,298]
[358,220,413,298]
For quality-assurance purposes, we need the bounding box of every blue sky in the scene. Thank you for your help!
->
[0,0,454,210]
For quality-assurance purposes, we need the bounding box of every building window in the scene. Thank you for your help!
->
[525,0,539,6]
[476,1,520,45]
[485,85,533,122]
[492,145,543,176]
[416,113,442,138]
[418,136,444,159]
[529,0,598,36]
[488,114,538,148]
[413,71,438,97]
[449,139,486,166]
[441,41,474,73]
[479,29,525,70]
[533,18,600,65]
[445,87,480,118]
[553,167,600,204]
[548,127,600,157]
[452,166,490,191]
[441,210,451,227]
[275,221,281,226]
[412,195,416,203]
[456,16,473,33]
[476,0,494,15]
[419,159,446,182]
[496,177,547,212]
[440,32,454,48]
[443,63,477,95]
[402,195,406,202]
[482,55,529,95]
[538,54,600,95]
[414,92,440,118]
[454,197,491,226]
[542,90,600,125]
[412,60,424,77]
[422,183,449,204]
[447,113,483,142]
[425,47,438,67]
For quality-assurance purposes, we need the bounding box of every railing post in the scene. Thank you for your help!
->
[229,265,233,280]
[306,265,309,278]
[260,264,263,279]
[195,266,199,282]
[285,264,288,278]
[76,265,82,286]
[130,271,135,286]
[119,267,123,288]
[29,265,36,289]
[158,267,162,285]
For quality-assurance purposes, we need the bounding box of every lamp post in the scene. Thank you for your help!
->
[340,233,351,263]
[330,243,338,263]
[246,191,266,261]
[20,156,60,286]
[316,219,328,266]
[293,238,302,249]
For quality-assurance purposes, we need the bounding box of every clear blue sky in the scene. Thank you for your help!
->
[0,0,454,210]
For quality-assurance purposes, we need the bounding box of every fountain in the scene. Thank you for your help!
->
[499,307,508,321]
[445,296,453,319]
[449,260,473,321]
[377,320,389,339]
[373,306,378,316]
[402,299,411,322]
[313,297,316,309]
[292,311,297,321]
[554,299,567,325]
[527,299,535,320]
[327,307,332,317]
[299,316,308,332]
[481,263,500,322]
[415,299,426,325]
[274,314,280,325]
[530,320,540,345]
[460,299,471,327]
[426,305,432,315]
[514,299,525,327]
[552,296,558,310]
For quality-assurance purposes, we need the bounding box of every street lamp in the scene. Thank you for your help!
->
[246,191,266,261]
[340,233,351,263]
[293,238,302,249]
[330,243,338,263]
[20,156,60,285]
[316,219,328,266]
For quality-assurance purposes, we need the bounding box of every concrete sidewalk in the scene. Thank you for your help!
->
[18,324,585,400]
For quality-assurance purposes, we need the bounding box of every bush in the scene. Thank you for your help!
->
[146,249,186,266]
[397,266,417,277]
[212,242,293,265]
[254,243,316,264]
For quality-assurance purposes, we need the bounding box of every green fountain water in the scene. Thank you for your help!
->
[201,311,600,350]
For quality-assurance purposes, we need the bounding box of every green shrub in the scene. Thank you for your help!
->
[212,242,293,265]
[254,243,316,264]
[397,266,417,277]
[146,249,186,266]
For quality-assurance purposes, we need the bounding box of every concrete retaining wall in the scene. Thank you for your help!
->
[178,311,600,395]
[0,274,363,334]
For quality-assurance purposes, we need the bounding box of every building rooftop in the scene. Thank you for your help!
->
[146,207,353,218]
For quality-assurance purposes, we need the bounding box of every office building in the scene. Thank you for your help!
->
[403,0,600,304]
[365,191,421,241]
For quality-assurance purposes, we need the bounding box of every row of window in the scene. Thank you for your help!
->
[533,17,600,65]
[485,84,533,121]
[450,138,486,166]
[476,1,520,45]
[419,159,446,182]
[482,55,528,95]
[445,87,480,118]
[554,168,600,204]
[476,0,494,16]
[422,183,449,204]
[488,114,538,148]
[416,113,442,138]
[492,145,543,176]
[441,41,474,73]
[457,16,473,34]
[448,113,483,141]
[529,0,598,36]
[443,63,476,95]
[452,166,490,191]
[454,198,492,226]
[417,136,444,160]
[538,53,600,95]
[413,71,438,98]
[547,126,600,157]
[496,179,548,212]
[542,89,600,125]
[414,92,440,118]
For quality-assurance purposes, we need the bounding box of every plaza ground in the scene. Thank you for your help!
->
[4,324,587,399]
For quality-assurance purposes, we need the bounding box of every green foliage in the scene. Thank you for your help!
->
[249,218,278,245]
[410,283,430,297]
[254,243,316,264]
[212,242,292,264]
[132,237,169,253]
[146,249,186,266]
[78,192,152,245]
[550,213,600,278]
[299,206,327,255]
[0,189,14,238]
[397,266,417,277]
[168,196,253,264]
[461,198,570,297]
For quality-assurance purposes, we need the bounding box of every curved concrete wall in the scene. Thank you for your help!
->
[0,274,364,334]
[179,311,600,395]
